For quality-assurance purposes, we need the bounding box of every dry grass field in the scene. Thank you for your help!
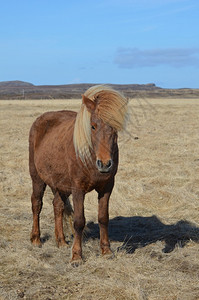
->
[0,97,199,299]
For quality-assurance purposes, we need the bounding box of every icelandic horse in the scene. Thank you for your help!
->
[29,85,128,263]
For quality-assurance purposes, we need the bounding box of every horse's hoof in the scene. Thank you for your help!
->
[70,258,83,267]
[101,246,112,255]
[31,238,42,247]
[102,248,114,259]
[57,240,69,248]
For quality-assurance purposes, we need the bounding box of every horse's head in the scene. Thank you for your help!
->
[73,86,127,172]
[83,95,117,173]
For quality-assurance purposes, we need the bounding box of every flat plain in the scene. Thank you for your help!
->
[0,97,199,300]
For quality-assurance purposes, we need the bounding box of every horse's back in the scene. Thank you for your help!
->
[30,110,76,133]
[29,110,76,149]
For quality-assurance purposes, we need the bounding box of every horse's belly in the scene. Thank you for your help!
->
[34,139,73,192]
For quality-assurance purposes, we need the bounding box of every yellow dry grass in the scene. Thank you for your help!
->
[0,98,199,300]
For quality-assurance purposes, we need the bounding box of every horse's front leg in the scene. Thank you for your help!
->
[71,191,85,263]
[98,179,114,255]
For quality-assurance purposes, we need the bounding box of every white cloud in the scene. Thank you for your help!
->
[114,47,199,68]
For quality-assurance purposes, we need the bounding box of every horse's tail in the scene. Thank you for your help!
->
[63,197,75,239]
[63,197,89,240]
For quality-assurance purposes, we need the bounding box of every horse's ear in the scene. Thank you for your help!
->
[82,95,96,112]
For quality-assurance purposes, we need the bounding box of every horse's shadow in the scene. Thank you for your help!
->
[85,215,199,253]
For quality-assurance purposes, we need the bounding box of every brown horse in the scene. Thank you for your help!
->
[29,85,128,263]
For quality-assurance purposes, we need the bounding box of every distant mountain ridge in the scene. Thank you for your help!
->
[0,80,198,99]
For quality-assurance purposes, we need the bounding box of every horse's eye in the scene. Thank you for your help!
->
[91,125,95,130]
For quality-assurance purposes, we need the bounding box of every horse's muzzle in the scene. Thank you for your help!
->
[96,159,113,173]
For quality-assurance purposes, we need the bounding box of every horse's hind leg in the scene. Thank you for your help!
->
[53,191,70,247]
[30,176,46,246]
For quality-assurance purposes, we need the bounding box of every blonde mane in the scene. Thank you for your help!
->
[73,85,128,163]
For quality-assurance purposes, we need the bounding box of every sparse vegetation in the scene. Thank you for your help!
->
[0,98,199,299]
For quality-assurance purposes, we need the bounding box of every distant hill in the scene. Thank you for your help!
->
[0,80,34,87]
[0,80,199,99]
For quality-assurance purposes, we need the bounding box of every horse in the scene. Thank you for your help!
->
[29,85,128,263]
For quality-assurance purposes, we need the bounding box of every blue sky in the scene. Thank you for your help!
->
[0,0,199,88]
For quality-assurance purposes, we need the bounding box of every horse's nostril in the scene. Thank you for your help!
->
[106,160,112,169]
[97,159,103,169]
[96,159,113,172]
